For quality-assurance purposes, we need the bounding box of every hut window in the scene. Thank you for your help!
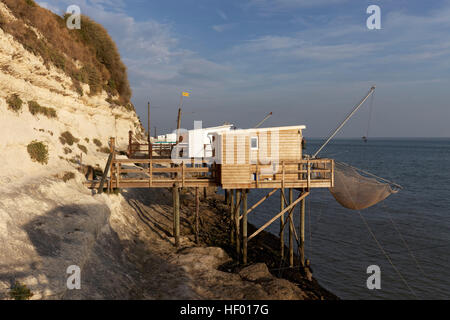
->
[251,137,258,150]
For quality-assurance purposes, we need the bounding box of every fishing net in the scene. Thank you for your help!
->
[329,162,399,210]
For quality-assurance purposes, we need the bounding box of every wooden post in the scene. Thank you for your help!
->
[235,189,241,259]
[280,188,285,259]
[195,187,200,244]
[148,101,151,144]
[109,137,115,194]
[242,189,248,265]
[173,185,180,247]
[128,130,132,158]
[230,189,235,244]
[289,188,294,267]
[176,108,182,144]
[299,189,306,267]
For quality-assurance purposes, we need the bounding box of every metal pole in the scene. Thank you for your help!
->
[313,86,376,158]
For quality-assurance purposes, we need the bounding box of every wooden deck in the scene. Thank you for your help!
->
[84,157,334,190]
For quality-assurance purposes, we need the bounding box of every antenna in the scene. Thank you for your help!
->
[254,112,273,128]
[312,86,376,158]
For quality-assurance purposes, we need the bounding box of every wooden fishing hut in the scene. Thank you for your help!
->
[86,124,334,270]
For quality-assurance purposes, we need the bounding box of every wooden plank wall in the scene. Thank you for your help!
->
[220,128,303,186]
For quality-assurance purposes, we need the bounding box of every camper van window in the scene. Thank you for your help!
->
[251,137,258,150]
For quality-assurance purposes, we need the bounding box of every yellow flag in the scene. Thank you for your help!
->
[182,92,190,97]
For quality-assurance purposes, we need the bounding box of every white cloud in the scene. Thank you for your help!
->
[212,23,236,32]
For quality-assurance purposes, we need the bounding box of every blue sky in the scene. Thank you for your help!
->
[38,0,450,137]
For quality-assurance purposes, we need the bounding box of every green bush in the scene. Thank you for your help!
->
[28,101,57,118]
[77,144,87,154]
[25,0,36,7]
[59,131,79,146]
[84,138,89,143]
[93,139,102,147]
[6,94,23,112]
[27,140,48,164]
[9,281,33,300]
[1,1,132,105]
[63,147,72,154]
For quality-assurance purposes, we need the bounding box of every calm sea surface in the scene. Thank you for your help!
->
[245,138,450,299]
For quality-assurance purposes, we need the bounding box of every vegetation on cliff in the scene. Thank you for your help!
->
[0,0,132,106]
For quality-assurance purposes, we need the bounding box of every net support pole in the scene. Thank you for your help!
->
[313,86,376,158]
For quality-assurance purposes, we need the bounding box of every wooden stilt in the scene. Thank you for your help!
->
[173,185,180,247]
[248,192,309,242]
[242,189,248,265]
[195,187,200,244]
[230,189,235,244]
[280,188,285,259]
[289,188,294,267]
[299,189,306,267]
[235,189,241,259]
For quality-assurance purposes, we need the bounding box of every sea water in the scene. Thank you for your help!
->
[246,138,450,299]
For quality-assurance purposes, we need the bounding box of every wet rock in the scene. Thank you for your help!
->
[239,263,272,282]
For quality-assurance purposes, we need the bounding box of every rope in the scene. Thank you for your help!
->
[338,164,419,299]
[336,161,403,190]
[383,204,428,279]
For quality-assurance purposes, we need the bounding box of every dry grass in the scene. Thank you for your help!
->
[93,138,102,147]
[77,144,87,154]
[9,281,33,300]
[6,94,23,112]
[59,131,79,146]
[62,171,75,182]
[27,140,49,164]
[28,100,57,118]
[1,0,132,105]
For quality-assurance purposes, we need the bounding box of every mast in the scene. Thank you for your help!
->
[312,86,376,158]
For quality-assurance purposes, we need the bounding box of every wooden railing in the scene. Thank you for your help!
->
[248,159,334,189]
[108,158,218,189]
[86,138,334,190]
[127,131,175,158]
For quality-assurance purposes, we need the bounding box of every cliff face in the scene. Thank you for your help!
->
[0,2,144,181]
[0,2,147,299]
